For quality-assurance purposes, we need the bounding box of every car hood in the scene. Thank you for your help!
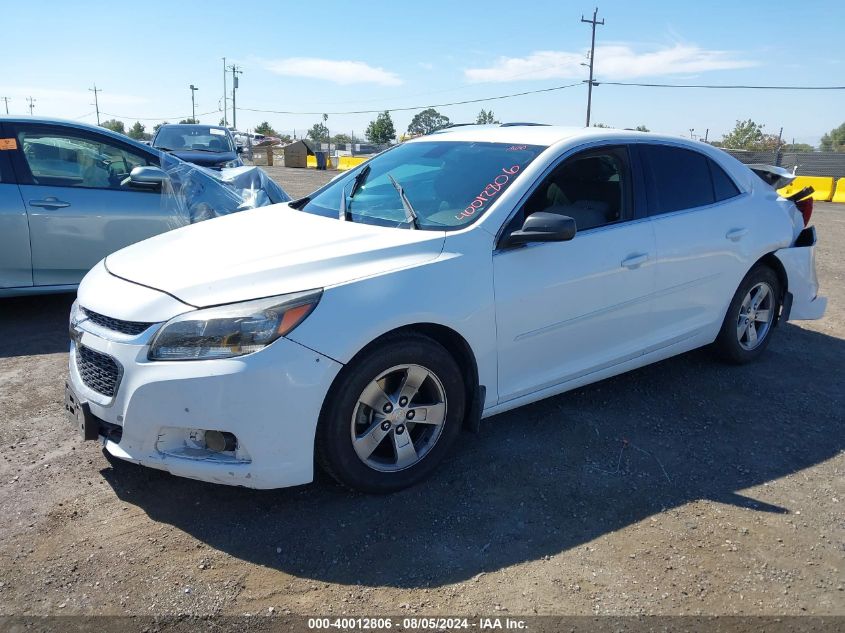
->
[105,204,446,308]
[166,149,237,167]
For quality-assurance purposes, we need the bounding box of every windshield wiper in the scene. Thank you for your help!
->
[387,173,420,229]
[339,164,371,222]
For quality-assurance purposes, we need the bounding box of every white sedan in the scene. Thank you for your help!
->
[66,125,826,493]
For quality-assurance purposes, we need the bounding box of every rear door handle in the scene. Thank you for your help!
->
[621,253,649,269]
[29,197,70,209]
[726,228,748,242]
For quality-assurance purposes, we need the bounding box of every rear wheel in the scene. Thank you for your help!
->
[316,334,465,493]
[715,265,781,364]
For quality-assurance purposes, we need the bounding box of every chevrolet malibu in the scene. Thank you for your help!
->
[66,125,826,493]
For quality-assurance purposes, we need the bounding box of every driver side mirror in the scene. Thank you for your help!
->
[127,165,169,191]
[505,211,577,247]
[236,146,244,155]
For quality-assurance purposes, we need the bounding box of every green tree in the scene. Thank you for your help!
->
[476,109,499,124]
[100,119,125,134]
[179,118,199,124]
[635,124,650,132]
[820,122,845,152]
[407,108,450,136]
[219,117,226,126]
[127,121,146,140]
[365,111,396,144]
[331,133,354,144]
[254,121,278,137]
[307,122,329,144]
[278,134,293,144]
[721,119,781,150]
[153,121,169,133]
[591,122,611,128]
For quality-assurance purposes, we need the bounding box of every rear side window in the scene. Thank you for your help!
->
[641,145,715,214]
[709,159,740,201]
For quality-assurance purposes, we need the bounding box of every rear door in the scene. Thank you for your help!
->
[636,143,751,345]
[0,125,32,289]
[7,122,173,286]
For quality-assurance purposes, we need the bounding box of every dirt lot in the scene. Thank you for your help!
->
[0,169,842,619]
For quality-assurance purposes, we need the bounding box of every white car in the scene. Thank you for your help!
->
[66,125,826,493]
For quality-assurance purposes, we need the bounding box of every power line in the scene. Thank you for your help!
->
[93,80,845,123]
[596,81,845,90]
[238,82,584,116]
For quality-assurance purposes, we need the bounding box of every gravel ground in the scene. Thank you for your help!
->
[0,170,842,619]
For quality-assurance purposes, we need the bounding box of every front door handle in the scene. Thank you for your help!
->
[726,228,748,242]
[621,253,649,269]
[29,197,71,209]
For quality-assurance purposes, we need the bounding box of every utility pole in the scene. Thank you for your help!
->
[88,85,101,125]
[222,57,227,127]
[689,128,695,140]
[227,63,243,130]
[704,128,709,143]
[1,97,9,114]
[26,96,36,115]
[580,7,604,127]
[189,84,199,122]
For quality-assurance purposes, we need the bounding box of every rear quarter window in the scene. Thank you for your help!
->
[709,159,741,201]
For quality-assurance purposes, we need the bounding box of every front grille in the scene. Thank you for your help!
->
[81,307,153,336]
[76,345,121,398]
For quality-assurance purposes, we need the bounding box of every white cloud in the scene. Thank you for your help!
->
[263,57,402,86]
[464,44,757,83]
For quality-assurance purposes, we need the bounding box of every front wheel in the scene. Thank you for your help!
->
[714,265,781,364]
[316,333,466,493]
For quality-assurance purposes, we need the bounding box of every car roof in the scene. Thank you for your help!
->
[407,123,705,150]
[0,115,160,152]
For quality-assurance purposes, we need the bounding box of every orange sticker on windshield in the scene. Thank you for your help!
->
[0,138,18,150]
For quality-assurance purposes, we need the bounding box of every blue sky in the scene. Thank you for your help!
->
[3,0,843,144]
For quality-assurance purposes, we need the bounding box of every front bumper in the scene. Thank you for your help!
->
[67,323,342,489]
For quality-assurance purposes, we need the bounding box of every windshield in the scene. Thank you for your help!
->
[154,126,235,153]
[300,141,545,230]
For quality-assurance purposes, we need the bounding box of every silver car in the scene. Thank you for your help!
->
[0,117,289,297]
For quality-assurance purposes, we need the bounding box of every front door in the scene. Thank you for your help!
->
[8,123,173,286]
[0,127,32,289]
[493,146,657,403]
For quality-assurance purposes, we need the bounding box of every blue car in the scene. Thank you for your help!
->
[151,124,243,169]
[0,117,288,297]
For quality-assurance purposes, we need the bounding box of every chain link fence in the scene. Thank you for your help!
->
[723,149,845,179]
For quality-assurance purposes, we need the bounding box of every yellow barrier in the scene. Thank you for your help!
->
[832,178,845,204]
[777,175,835,201]
[336,155,368,171]
[305,155,334,169]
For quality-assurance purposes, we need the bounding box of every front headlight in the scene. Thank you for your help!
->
[220,159,242,168]
[148,290,322,361]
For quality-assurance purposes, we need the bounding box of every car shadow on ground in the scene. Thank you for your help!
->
[0,294,74,358]
[98,323,844,589]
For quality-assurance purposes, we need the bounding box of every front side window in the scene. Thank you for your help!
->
[520,146,631,232]
[153,126,235,153]
[641,145,717,214]
[17,129,152,190]
[300,141,545,230]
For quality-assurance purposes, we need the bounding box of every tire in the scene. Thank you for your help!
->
[714,264,782,364]
[316,333,466,493]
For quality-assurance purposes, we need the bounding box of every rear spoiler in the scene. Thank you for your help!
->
[747,164,796,190]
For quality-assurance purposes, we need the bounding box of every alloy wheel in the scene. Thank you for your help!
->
[736,281,775,351]
[350,364,448,472]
